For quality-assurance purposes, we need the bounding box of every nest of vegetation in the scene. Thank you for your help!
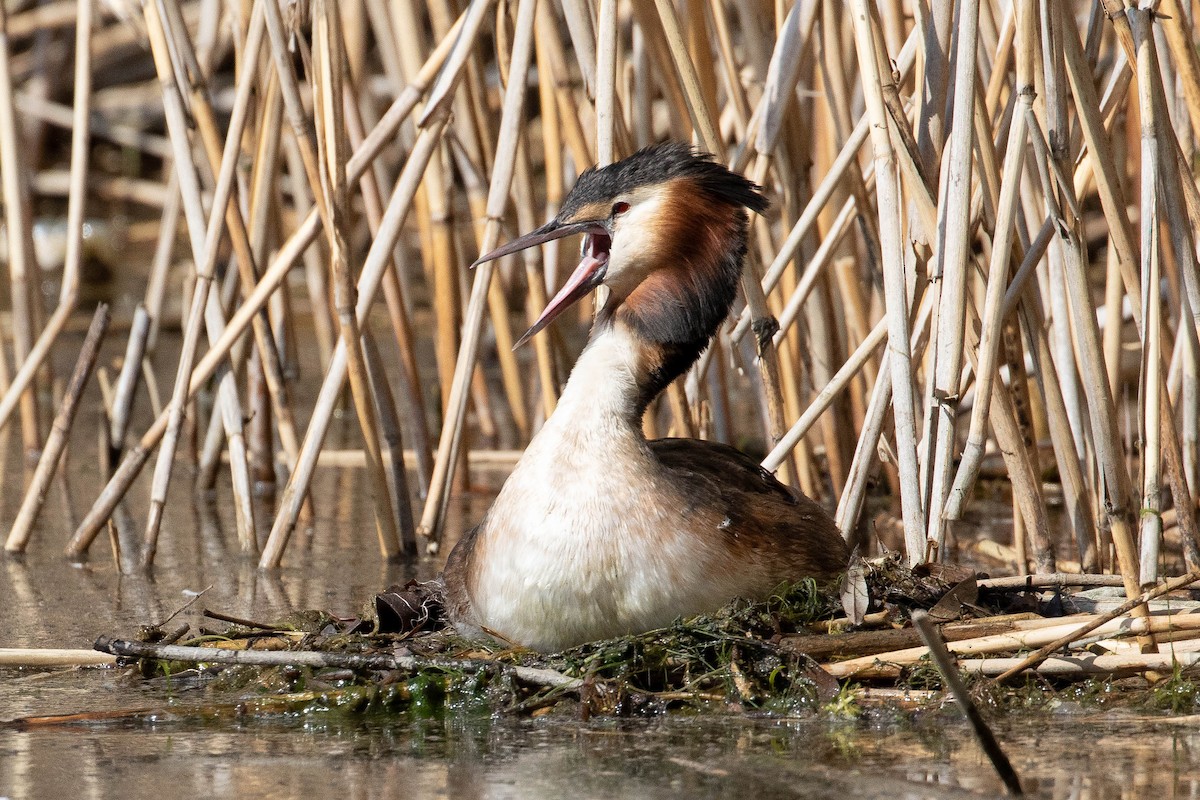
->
[86,559,958,716]
[72,556,1200,725]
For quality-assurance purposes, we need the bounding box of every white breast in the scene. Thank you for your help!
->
[463,327,742,651]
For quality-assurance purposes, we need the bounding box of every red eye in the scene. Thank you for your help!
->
[611,201,630,216]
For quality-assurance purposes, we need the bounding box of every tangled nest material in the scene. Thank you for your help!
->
[100,554,980,718]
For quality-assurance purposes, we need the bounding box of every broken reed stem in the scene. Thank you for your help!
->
[992,570,1200,683]
[827,608,1200,679]
[5,304,108,553]
[912,611,1023,796]
[93,635,584,692]
[0,648,117,668]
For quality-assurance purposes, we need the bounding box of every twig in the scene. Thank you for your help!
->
[93,636,584,691]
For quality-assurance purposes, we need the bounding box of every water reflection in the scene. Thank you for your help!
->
[7,708,1200,799]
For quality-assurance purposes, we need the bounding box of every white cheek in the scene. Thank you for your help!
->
[604,192,667,295]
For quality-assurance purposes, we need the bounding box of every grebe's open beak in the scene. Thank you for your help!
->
[472,218,611,349]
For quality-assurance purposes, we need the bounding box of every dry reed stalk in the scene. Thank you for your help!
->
[2,0,1191,598]
[1131,7,1164,585]
[704,0,749,138]
[109,306,151,459]
[344,87,436,495]
[142,168,181,354]
[923,0,980,558]
[863,651,1200,680]
[416,0,540,549]
[911,611,1024,795]
[260,119,447,568]
[835,280,936,542]
[1006,224,1099,570]
[595,0,618,165]
[1036,17,1148,617]
[510,140,563,423]
[847,0,925,564]
[826,609,1200,680]
[992,570,1200,683]
[1131,8,1200,567]
[255,447,523,470]
[67,11,464,558]
[425,149,463,415]
[943,2,1033,520]
[763,319,886,472]
[261,0,330,238]
[407,3,496,512]
[771,196,862,344]
[0,1,42,458]
[178,34,304,487]
[447,141,533,441]
[13,92,172,158]
[963,301,1055,573]
[280,135,336,372]
[361,329,417,554]
[140,0,266,559]
[0,0,92,453]
[0,648,116,668]
[5,304,108,553]
[312,0,401,561]
[651,0,771,445]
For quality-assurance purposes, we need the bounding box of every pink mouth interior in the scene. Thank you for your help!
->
[581,231,611,271]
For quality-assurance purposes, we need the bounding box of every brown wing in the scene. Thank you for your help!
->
[442,523,480,624]
[649,437,850,578]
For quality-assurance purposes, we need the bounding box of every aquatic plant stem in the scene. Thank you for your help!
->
[922,0,980,559]
[0,1,42,457]
[140,0,270,561]
[415,0,540,549]
[259,119,446,569]
[93,635,584,691]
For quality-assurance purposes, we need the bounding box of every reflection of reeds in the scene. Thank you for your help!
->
[0,1,1196,599]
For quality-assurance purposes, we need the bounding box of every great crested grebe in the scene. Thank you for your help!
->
[444,143,850,652]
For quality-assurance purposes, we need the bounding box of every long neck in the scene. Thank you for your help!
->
[544,321,648,437]
[603,203,749,415]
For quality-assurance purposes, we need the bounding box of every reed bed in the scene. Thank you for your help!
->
[2,0,1200,677]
